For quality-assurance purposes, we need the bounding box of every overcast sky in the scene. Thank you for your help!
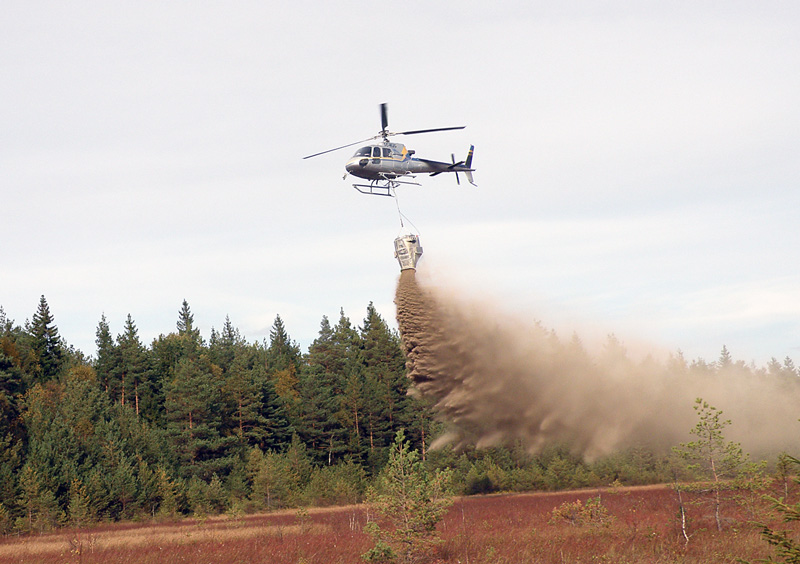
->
[3,1,799,366]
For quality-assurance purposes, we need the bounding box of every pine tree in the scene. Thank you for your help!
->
[223,344,290,451]
[359,303,414,457]
[758,455,800,563]
[94,314,119,397]
[331,310,366,460]
[296,311,364,465]
[164,356,237,481]
[295,316,336,455]
[364,430,452,564]
[674,398,749,531]
[17,463,61,532]
[67,477,93,527]
[115,314,154,417]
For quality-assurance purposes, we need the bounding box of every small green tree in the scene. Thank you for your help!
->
[67,478,93,528]
[247,448,298,510]
[674,398,749,531]
[363,430,452,564]
[757,455,800,563]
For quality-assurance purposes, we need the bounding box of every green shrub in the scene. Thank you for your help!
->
[549,496,613,528]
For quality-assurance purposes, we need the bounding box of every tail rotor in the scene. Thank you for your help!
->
[451,153,461,185]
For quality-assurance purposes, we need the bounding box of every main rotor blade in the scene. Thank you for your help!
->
[397,126,466,136]
[302,136,376,159]
[380,103,389,132]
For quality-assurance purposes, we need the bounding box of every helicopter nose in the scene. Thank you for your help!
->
[345,158,368,174]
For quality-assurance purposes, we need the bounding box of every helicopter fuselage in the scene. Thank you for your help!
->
[344,142,474,182]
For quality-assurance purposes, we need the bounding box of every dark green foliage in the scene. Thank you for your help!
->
[116,314,157,418]
[753,455,800,563]
[27,296,65,383]
[364,430,453,564]
[94,314,118,397]
[0,297,797,535]
[164,356,238,481]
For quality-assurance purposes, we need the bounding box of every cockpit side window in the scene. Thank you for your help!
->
[372,147,381,158]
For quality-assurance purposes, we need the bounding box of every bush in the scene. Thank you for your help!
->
[549,496,613,528]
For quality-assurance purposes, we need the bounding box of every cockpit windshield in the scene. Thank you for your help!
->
[353,146,372,157]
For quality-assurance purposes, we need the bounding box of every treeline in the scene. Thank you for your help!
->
[0,296,435,532]
[0,297,797,534]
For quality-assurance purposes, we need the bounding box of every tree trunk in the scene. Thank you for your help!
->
[710,455,723,531]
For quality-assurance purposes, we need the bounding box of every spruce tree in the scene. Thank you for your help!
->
[360,303,409,450]
[265,315,301,407]
[28,295,64,382]
[164,356,237,481]
[115,314,154,417]
[296,315,349,464]
[223,344,290,451]
[718,345,733,371]
[208,315,243,371]
[94,314,119,398]
[176,299,202,354]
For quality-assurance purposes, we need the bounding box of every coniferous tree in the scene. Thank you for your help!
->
[784,357,798,377]
[223,343,290,451]
[28,296,64,383]
[176,299,202,356]
[359,304,411,454]
[208,315,242,372]
[265,315,301,406]
[115,314,155,417]
[266,315,301,373]
[674,398,750,532]
[164,356,237,481]
[94,314,119,398]
[331,309,365,461]
[296,314,354,464]
[295,318,335,462]
[718,345,733,371]
[363,430,452,564]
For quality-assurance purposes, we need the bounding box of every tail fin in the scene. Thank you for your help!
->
[465,145,476,186]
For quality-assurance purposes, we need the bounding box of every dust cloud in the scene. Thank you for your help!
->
[395,269,800,461]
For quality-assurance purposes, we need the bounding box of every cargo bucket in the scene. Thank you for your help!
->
[394,234,423,271]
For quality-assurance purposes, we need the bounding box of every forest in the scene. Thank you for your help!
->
[1,295,799,536]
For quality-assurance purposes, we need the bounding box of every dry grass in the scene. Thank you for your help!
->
[0,485,791,563]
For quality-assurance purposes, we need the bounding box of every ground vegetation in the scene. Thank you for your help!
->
[0,298,798,553]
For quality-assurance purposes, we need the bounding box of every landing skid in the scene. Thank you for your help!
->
[352,177,421,197]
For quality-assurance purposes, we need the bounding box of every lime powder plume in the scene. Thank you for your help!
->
[395,268,800,460]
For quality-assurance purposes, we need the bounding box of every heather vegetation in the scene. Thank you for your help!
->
[1,296,799,562]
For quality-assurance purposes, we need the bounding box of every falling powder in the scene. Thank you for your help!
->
[395,268,800,460]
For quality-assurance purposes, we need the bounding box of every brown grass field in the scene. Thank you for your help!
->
[0,484,794,563]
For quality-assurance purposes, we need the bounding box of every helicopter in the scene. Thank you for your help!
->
[303,103,475,196]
